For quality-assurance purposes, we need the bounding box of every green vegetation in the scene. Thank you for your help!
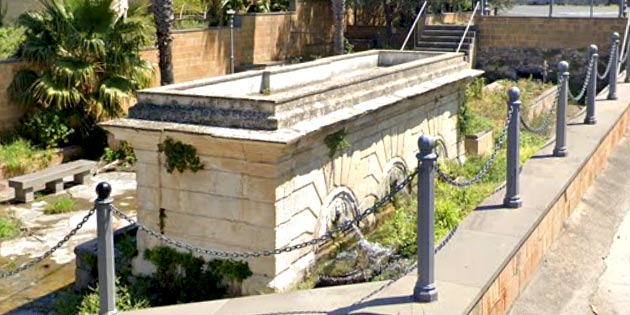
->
[134,246,252,305]
[18,110,74,149]
[0,26,25,59]
[171,0,291,28]
[53,280,150,315]
[44,196,77,215]
[102,141,137,167]
[9,0,154,158]
[0,138,54,177]
[0,216,21,239]
[158,137,204,173]
[324,129,351,158]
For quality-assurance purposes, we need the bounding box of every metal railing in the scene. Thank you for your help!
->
[456,1,479,54]
[400,1,428,51]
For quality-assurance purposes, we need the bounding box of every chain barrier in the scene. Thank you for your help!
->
[112,170,417,259]
[352,224,459,305]
[435,105,514,188]
[569,55,595,102]
[520,76,562,134]
[598,42,617,80]
[0,208,96,279]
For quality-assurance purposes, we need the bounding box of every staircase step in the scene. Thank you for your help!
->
[419,35,474,43]
[416,42,471,49]
[422,29,476,37]
[414,47,470,53]
[423,25,469,31]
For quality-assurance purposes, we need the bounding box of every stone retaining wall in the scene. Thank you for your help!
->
[475,17,626,83]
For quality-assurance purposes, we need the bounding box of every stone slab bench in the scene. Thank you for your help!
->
[8,159,96,203]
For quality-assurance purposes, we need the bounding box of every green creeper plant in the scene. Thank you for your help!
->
[157,137,204,173]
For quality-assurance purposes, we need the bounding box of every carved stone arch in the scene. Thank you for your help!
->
[315,187,360,237]
[382,157,409,197]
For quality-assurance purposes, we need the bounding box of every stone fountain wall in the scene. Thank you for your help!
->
[106,82,463,293]
[103,52,479,293]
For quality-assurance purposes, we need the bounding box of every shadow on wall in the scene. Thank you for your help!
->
[3,0,42,23]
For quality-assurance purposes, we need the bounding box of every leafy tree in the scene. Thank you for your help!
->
[8,0,154,154]
[152,0,175,85]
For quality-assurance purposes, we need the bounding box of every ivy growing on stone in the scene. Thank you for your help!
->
[324,129,351,158]
[157,137,204,173]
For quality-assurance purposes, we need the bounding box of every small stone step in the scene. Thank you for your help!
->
[414,47,469,53]
[423,25,469,31]
[419,35,474,43]
[422,29,476,37]
[416,42,472,49]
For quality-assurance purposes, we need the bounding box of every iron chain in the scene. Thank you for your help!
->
[598,41,617,80]
[520,75,562,134]
[0,208,96,279]
[112,170,418,259]
[569,55,595,102]
[435,105,514,188]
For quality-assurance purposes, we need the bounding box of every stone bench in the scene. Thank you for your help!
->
[8,159,96,203]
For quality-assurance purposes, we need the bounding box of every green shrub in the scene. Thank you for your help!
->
[135,246,252,306]
[44,197,77,215]
[0,138,54,177]
[102,141,137,167]
[53,280,149,315]
[0,216,20,239]
[18,111,74,149]
[0,26,25,59]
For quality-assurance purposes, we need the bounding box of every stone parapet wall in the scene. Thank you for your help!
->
[475,17,626,82]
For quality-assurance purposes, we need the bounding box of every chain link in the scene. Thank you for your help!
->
[435,105,514,188]
[598,41,617,80]
[520,76,562,134]
[569,55,595,102]
[0,208,96,279]
[113,171,418,259]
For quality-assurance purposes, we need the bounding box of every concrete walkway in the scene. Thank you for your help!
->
[508,129,630,315]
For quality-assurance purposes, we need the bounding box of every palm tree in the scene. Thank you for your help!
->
[152,0,175,85]
[331,0,345,55]
[9,0,154,150]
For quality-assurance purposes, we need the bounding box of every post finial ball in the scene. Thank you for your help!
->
[558,61,569,73]
[613,32,620,41]
[96,182,112,200]
[508,87,521,103]
[590,44,598,54]
[418,135,436,153]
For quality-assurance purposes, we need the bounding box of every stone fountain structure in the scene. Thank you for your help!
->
[102,50,481,293]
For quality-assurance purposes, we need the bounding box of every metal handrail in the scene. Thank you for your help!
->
[456,1,479,53]
[618,13,630,74]
[400,1,428,51]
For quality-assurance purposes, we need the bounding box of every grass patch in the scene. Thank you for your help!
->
[44,196,77,215]
[0,216,21,239]
[0,138,55,177]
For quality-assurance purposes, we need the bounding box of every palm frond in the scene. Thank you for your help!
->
[31,73,83,109]
[52,58,99,88]
[20,36,58,64]
[98,76,134,118]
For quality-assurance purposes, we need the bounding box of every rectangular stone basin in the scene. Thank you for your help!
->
[103,50,482,293]
[130,50,470,130]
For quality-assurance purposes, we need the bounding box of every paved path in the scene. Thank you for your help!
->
[500,5,619,17]
[508,129,630,315]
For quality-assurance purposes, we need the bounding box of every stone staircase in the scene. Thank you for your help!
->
[415,25,477,55]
